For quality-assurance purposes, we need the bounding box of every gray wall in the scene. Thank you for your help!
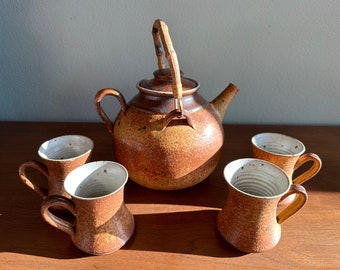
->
[1,1,339,125]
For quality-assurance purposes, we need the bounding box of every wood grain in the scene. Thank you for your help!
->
[1,122,339,269]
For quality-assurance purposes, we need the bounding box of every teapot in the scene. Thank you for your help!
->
[94,19,239,190]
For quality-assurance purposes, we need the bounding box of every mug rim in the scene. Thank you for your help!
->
[251,132,305,157]
[63,161,128,200]
[38,134,94,161]
[223,158,290,199]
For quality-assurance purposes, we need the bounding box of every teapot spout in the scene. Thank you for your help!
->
[211,83,239,122]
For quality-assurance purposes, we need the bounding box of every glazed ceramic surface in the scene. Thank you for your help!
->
[217,158,307,253]
[94,19,238,190]
[19,135,93,198]
[252,133,322,185]
[41,161,135,255]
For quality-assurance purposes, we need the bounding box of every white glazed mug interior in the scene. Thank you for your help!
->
[38,135,94,161]
[252,133,305,156]
[64,161,128,199]
[224,158,290,198]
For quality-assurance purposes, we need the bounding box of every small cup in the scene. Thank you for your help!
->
[19,135,93,198]
[217,158,308,253]
[252,133,321,186]
[41,161,135,255]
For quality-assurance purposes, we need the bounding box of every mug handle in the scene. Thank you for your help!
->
[277,184,308,224]
[293,153,322,185]
[18,160,49,198]
[41,195,77,237]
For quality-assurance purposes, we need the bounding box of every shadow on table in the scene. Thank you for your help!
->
[122,209,246,258]
[0,208,245,259]
[123,169,229,209]
[2,160,334,260]
[1,158,244,260]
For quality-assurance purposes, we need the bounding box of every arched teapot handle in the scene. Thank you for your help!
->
[152,19,185,118]
[94,88,127,134]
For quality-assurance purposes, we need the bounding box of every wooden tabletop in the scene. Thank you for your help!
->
[1,122,339,269]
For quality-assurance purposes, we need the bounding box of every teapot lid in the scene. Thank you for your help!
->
[137,68,199,97]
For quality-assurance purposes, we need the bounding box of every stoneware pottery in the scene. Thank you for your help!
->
[19,135,93,198]
[94,19,239,190]
[217,158,308,253]
[251,133,322,185]
[41,161,135,255]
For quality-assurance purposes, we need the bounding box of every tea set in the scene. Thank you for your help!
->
[18,19,322,255]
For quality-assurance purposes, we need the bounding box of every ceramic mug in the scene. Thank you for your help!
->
[251,133,322,186]
[41,161,135,255]
[19,135,93,198]
[217,158,307,253]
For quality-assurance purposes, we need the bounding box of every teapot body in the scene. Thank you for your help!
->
[94,19,238,190]
[111,91,224,190]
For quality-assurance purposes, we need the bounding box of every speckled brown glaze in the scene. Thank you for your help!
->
[252,133,321,205]
[41,161,135,255]
[217,187,282,253]
[94,19,238,190]
[217,159,308,253]
[41,191,134,255]
[252,133,322,185]
[19,135,93,198]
